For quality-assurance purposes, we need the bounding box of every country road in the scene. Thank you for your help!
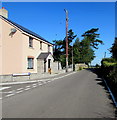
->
[2,69,116,118]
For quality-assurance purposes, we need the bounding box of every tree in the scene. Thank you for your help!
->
[53,29,77,68]
[53,40,63,61]
[73,38,81,64]
[80,28,103,65]
[82,28,103,49]
[78,38,95,65]
[53,28,103,67]
[110,37,117,60]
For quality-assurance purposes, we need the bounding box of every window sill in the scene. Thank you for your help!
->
[29,47,34,49]
[27,68,34,69]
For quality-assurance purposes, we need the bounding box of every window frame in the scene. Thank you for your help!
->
[27,57,34,69]
[48,45,50,52]
[29,36,33,48]
[40,41,42,50]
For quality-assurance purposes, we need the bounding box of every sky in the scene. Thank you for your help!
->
[1,2,115,65]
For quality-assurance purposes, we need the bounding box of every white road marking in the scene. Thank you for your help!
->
[0,97,2,100]
[17,88,23,91]
[38,83,43,85]
[6,93,15,97]
[46,80,51,83]
[0,87,11,91]
[32,86,36,88]
[43,81,47,84]
[26,86,30,88]
[16,90,23,94]
[24,88,30,91]
[33,84,37,86]
[1,90,15,93]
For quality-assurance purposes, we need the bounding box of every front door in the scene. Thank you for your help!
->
[48,59,51,69]
[44,59,46,72]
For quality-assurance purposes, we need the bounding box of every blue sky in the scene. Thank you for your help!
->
[2,2,115,65]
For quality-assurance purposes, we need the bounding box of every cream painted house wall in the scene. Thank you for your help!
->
[22,33,53,73]
[0,17,53,75]
[0,18,2,75]
[1,19,23,75]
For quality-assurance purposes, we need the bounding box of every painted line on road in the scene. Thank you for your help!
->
[5,93,15,97]
[37,79,50,82]
[1,90,15,93]
[26,85,30,88]
[24,88,31,91]
[0,86,11,91]
[33,84,37,86]
[17,88,23,91]
[16,90,23,94]
[46,80,51,83]
[1,80,37,86]
[0,97,2,100]
[38,83,43,86]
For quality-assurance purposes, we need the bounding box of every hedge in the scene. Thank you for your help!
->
[101,58,117,99]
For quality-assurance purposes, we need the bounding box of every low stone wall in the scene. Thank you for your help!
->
[75,63,88,71]
[0,67,73,83]
[0,69,66,83]
[51,61,62,73]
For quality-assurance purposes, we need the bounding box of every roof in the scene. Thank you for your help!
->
[37,52,52,59]
[0,15,53,45]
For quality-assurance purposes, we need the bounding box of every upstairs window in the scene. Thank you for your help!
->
[40,41,42,50]
[48,45,50,52]
[29,37,33,48]
[27,58,34,69]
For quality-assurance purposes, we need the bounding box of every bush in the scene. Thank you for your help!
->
[79,66,83,71]
[101,58,117,100]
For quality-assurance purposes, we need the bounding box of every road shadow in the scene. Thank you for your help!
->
[86,68,117,117]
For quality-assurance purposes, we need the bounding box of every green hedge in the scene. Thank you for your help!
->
[101,58,117,99]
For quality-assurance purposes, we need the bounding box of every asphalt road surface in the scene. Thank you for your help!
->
[2,69,116,118]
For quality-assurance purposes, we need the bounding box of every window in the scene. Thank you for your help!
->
[40,41,42,49]
[48,45,50,52]
[29,37,33,48]
[27,58,34,69]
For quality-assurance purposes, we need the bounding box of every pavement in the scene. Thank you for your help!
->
[1,69,116,118]
[0,70,74,85]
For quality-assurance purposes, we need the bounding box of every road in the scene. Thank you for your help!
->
[2,69,116,118]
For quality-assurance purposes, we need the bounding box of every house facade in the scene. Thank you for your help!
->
[0,7,57,75]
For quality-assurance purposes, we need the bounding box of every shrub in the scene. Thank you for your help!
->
[79,66,83,71]
[101,58,117,100]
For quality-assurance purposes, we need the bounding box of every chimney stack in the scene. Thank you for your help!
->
[0,7,8,18]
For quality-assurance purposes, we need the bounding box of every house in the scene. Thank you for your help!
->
[0,7,59,75]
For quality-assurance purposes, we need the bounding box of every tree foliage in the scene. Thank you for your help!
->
[110,37,117,60]
[53,28,103,68]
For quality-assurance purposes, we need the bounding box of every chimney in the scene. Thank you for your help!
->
[0,7,8,18]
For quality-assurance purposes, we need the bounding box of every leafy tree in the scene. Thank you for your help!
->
[53,40,63,61]
[53,29,77,67]
[79,39,95,65]
[79,28,103,65]
[53,28,103,67]
[110,37,117,60]
[82,28,103,49]
[73,38,81,64]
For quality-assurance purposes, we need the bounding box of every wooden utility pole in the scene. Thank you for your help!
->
[64,9,68,72]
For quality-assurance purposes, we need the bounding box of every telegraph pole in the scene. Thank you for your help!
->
[64,9,68,72]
